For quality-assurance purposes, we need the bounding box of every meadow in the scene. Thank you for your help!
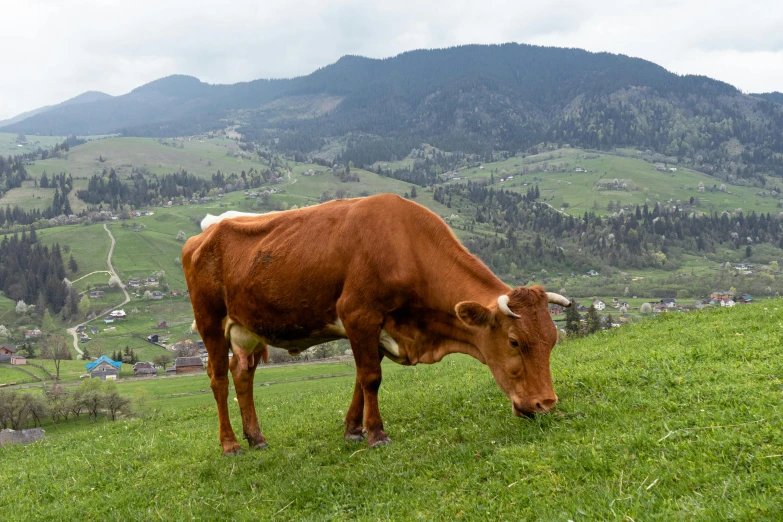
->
[1,304,781,520]
[0,132,65,156]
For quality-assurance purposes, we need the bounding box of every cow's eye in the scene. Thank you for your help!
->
[509,338,520,349]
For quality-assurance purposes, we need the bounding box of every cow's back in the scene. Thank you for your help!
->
[183,194,463,340]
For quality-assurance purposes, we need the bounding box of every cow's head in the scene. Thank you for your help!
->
[455,286,570,417]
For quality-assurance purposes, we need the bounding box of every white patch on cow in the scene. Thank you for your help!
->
[329,318,399,357]
[328,318,347,337]
[379,329,400,357]
[201,210,277,231]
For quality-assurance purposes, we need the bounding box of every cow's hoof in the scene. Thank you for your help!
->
[252,442,268,450]
[369,438,392,448]
[223,449,244,456]
[344,432,366,443]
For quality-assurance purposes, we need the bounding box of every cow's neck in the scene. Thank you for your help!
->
[399,243,510,365]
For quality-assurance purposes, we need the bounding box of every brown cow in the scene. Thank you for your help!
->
[182,194,570,455]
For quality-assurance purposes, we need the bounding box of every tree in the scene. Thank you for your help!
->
[69,255,79,273]
[409,186,418,199]
[176,230,186,242]
[640,303,652,314]
[103,382,131,421]
[78,296,90,318]
[40,335,71,381]
[46,384,72,426]
[41,309,56,333]
[586,305,600,334]
[81,346,91,360]
[144,290,153,300]
[108,274,122,288]
[745,245,752,258]
[565,303,581,337]
[153,353,173,370]
[15,300,27,314]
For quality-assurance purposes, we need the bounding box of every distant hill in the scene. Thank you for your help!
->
[0,91,111,128]
[753,92,783,104]
[3,44,783,179]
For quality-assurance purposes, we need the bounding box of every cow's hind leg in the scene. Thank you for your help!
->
[204,328,243,456]
[230,343,269,449]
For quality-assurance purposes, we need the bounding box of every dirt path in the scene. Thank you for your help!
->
[70,270,111,283]
[66,224,131,358]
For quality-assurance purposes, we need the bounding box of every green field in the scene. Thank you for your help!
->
[1,304,781,520]
[0,132,65,156]
[0,181,56,211]
[450,148,783,216]
[23,137,270,181]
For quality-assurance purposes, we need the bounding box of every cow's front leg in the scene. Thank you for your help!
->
[205,343,242,455]
[343,374,366,442]
[342,314,391,447]
[230,343,268,449]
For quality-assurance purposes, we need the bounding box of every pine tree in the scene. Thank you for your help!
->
[586,305,600,334]
[69,255,78,273]
[565,303,581,337]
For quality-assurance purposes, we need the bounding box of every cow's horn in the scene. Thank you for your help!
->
[497,295,521,318]
[547,292,571,307]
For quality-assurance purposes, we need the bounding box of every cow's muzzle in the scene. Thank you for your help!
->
[512,396,558,417]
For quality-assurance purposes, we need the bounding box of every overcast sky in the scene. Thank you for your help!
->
[1,0,782,120]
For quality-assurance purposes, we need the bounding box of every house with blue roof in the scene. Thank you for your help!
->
[86,355,122,380]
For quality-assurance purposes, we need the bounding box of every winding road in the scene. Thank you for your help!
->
[66,224,130,357]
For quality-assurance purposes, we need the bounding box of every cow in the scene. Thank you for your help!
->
[182,194,571,455]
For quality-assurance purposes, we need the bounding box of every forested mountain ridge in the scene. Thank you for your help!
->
[0,91,111,128]
[4,44,783,180]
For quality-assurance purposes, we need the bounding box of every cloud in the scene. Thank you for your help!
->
[1,0,782,120]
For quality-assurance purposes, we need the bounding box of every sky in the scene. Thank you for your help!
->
[1,0,782,120]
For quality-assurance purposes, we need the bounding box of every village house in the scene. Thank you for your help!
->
[90,326,99,335]
[155,321,167,329]
[592,300,605,311]
[710,291,734,300]
[586,270,599,277]
[103,318,114,324]
[737,294,753,304]
[75,325,86,333]
[147,334,160,343]
[660,298,677,309]
[109,310,127,319]
[89,291,105,298]
[127,279,141,288]
[86,355,122,380]
[720,298,736,308]
[549,305,564,315]
[10,354,27,365]
[24,329,42,340]
[151,291,165,300]
[0,343,17,363]
[174,357,204,373]
[133,361,157,377]
[145,277,159,287]
[653,304,668,313]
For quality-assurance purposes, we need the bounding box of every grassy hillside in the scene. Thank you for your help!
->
[1,304,781,520]
[450,148,783,216]
[0,132,65,156]
[23,137,268,181]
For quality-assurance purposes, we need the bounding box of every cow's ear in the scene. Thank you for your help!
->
[456,301,493,327]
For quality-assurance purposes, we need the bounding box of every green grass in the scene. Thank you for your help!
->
[0,181,55,211]
[1,303,781,520]
[24,137,271,181]
[452,148,783,216]
[0,132,65,156]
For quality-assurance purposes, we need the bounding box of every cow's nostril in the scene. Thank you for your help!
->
[535,402,542,410]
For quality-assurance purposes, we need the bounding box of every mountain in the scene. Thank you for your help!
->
[0,91,112,128]
[3,44,783,180]
[753,92,783,104]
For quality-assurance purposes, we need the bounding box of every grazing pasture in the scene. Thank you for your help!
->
[1,304,781,520]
